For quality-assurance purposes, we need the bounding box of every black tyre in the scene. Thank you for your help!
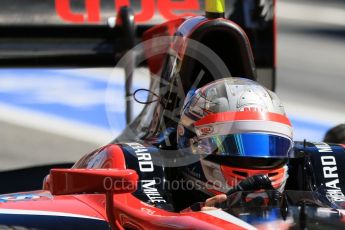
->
[323,124,345,144]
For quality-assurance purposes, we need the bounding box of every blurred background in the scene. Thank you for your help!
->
[0,0,344,170]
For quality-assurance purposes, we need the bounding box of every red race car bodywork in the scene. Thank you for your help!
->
[0,144,253,230]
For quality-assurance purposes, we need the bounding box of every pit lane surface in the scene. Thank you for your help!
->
[277,0,345,141]
[0,0,344,170]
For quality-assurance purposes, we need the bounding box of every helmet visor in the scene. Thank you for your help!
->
[196,133,293,158]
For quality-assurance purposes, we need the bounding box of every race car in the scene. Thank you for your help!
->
[0,0,345,229]
[1,141,345,229]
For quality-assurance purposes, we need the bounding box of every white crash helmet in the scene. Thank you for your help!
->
[177,78,293,193]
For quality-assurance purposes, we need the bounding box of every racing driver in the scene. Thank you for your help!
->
[175,77,293,211]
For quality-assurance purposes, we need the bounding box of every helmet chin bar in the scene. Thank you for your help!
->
[226,174,274,196]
